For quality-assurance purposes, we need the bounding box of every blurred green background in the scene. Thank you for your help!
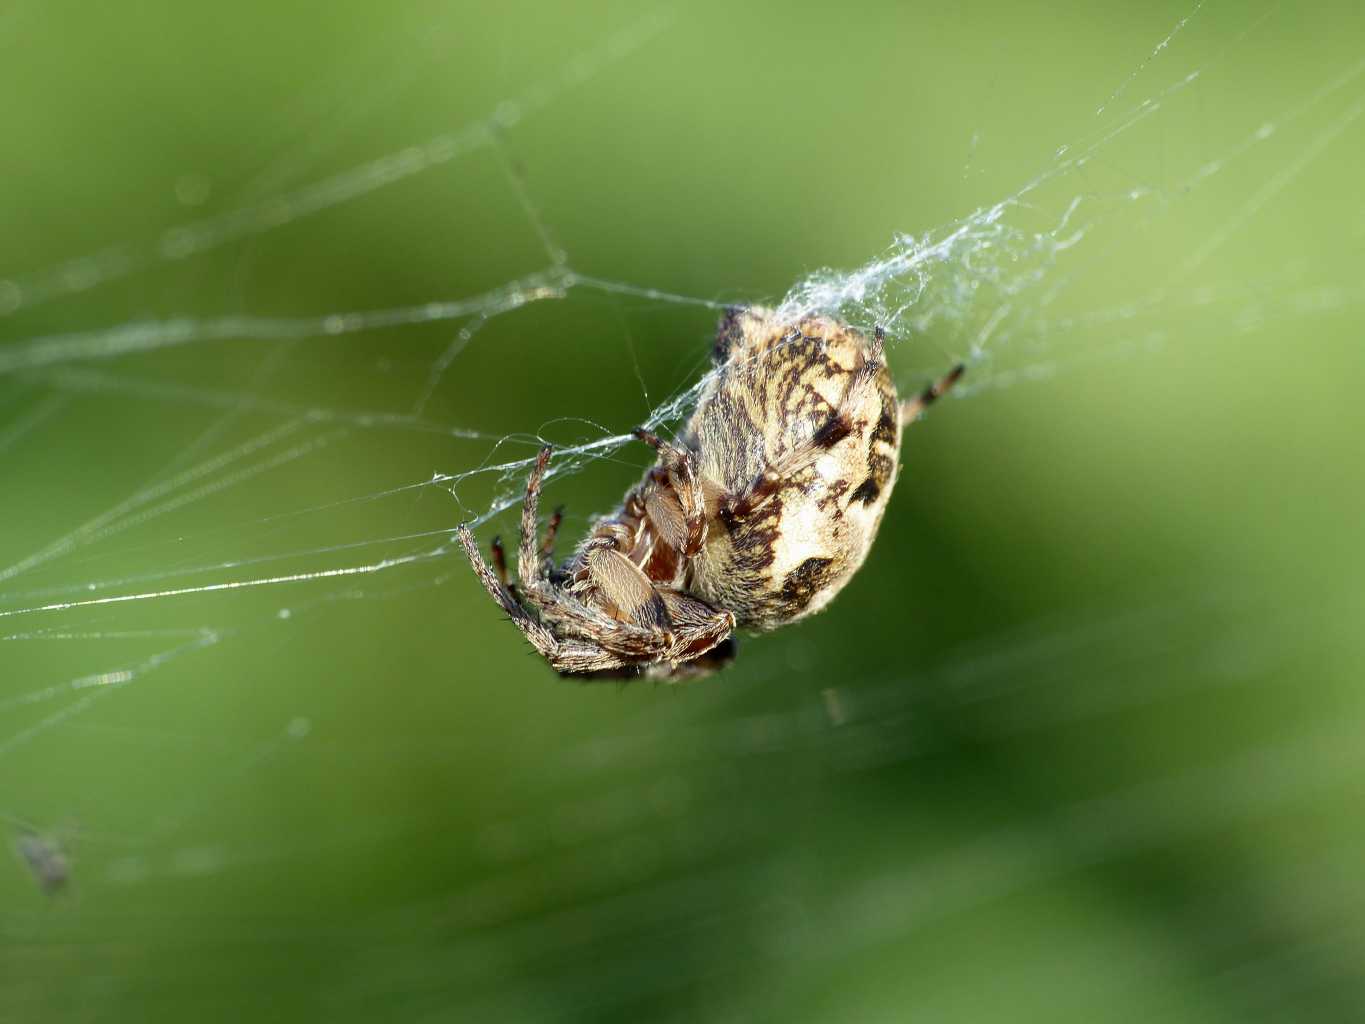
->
[2,1,1364,1021]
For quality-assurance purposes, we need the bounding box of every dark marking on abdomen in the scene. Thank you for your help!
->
[850,477,881,505]
[811,413,853,449]
[780,556,835,612]
[870,407,897,447]
[856,394,899,504]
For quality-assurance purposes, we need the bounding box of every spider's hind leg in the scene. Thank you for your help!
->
[900,363,965,426]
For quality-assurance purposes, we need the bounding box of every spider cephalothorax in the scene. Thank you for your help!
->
[458,306,962,680]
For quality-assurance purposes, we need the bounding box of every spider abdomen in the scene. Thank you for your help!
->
[682,308,902,630]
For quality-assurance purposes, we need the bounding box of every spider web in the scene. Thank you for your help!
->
[3,2,1364,1020]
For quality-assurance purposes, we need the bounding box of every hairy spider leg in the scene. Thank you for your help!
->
[489,535,511,589]
[462,445,735,679]
[541,505,564,560]
[517,447,553,592]
[457,524,560,659]
[458,449,640,673]
[901,363,965,426]
[460,523,669,674]
[631,428,707,556]
[508,448,681,666]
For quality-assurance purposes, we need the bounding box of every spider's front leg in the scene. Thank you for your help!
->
[456,523,560,661]
[462,444,733,680]
[456,447,582,669]
[511,449,565,580]
[642,636,737,682]
[632,428,707,556]
[489,535,513,594]
[508,449,675,668]
[516,446,555,591]
[540,504,564,562]
[461,523,660,675]
[574,544,735,672]
[459,495,649,676]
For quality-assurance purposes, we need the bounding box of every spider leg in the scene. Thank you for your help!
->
[900,363,965,426]
[642,636,737,682]
[550,642,646,676]
[464,440,734,681]
[632,428,706,556]
[489,535,510,588]
[457,524,558,659]
[519,568,672,661]
[578,545,733,665]
[654,587,735,664]
[541,505,564,561]
[517,446,553,591]
[464,524,666,677]
[461,524,647,675]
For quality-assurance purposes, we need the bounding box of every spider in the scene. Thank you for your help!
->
[457,305,962,680]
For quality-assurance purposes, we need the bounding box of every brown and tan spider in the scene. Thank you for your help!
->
[457,305,962,681]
